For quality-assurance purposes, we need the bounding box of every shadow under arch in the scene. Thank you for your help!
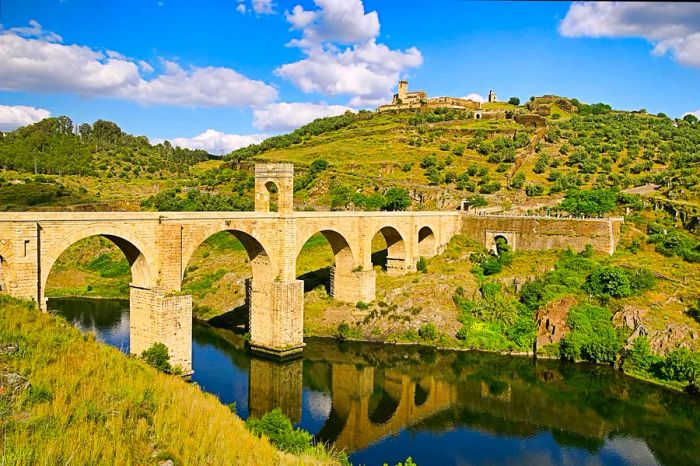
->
[371,226,406,273]
[295,229,355,294]
[417,225,437,257]
[42,226,156,297]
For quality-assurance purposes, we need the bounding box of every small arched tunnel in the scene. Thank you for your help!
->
[181,229,272,326]
[417,226,437,257]
[265,181,279,212]
[44,234,153,302]
[371,226,406,274]
[296,230,354,295]
[493,235,511,256]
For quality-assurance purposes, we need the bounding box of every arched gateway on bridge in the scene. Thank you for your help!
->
[0,164,622,374]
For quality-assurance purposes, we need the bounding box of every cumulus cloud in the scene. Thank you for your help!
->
[0,20,277,107]
[285,0,379,47]
[462,93,486,103]
[685,109,700,118]
[277,0,422,104]
[559,2,700,67]
[152,129,268,155]
[253,102,353,131]
[0,104,51,131]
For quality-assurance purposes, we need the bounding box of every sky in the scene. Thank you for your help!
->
[0,1,699,154]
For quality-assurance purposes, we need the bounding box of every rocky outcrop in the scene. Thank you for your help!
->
[534,296,576,351]
[514,114,547,128]
[648,324,699,356]
[0,371,29,396]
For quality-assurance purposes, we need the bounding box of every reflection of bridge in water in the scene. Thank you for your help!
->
[248,356,456,452]
[241,338,700,463]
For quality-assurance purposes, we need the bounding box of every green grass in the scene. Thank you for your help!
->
[0,296,336,465]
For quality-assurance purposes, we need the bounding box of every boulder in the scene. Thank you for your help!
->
[0,343,19,355]
[534,296,576,351]
[613,305,646,331]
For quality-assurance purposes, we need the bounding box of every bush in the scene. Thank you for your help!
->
[416,256,428,273]
[624,337,658,372]
[356,301,369,310]
[336,321,351,341]
[245,408,312,454]
[560,188,618,216]
[418,323,438,341]
[141,342,172,373]
[508,97,520,106]
[658,348,700,383]
[584,267,633,299]
[382,187,411,211]
[560,304,622,364]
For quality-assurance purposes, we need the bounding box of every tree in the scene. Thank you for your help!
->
[683,113,698,124]
[141,342,172,373]
[560,188,618,216]
[382,187,411,211]
[508,97,520,106]
[463,194,487,210]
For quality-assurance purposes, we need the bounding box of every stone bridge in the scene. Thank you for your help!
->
[0,164,622,373]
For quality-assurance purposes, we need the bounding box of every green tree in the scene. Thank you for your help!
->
[508,97,520,106]
[382,187,411,211]
[141,342,172,373]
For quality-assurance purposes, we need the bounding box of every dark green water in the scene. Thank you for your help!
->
[49,297,700,466]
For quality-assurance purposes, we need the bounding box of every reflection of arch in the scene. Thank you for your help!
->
[417,226,437,257]
[414,381,430,407]
[42,226,155,295]
[368,386,400,425]
[372,226,406,274]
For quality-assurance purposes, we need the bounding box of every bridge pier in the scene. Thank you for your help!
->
[330,267,376,304]
[248,279,305,357]
[129,285,193,374]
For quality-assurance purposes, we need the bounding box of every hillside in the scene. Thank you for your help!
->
[2,97,700,392]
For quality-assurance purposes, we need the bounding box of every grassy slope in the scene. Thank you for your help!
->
[0,297,335,465]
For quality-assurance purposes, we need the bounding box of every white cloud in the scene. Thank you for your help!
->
[252,0,275,15]
[0,20,277,107]
[236,3,247,14]
[0,104,51,131]
[152,129,269,155]
[462,93,485,103]
[278,0,422,104]
[253,102,353,131]
[559,2,700,67]
[285,0,379,47]
[684,109,700,118]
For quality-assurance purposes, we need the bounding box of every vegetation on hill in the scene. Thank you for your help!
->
[3,96,700,394]
[0,296,338,465]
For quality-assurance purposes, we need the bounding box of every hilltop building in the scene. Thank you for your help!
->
[377,80,485,113]
[488,90,497,103]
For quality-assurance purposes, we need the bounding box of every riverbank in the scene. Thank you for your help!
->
[0,296,337,465]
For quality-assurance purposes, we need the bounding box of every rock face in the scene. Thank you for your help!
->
[613,305,649,348]
[0,371,29,396]
[648,324,699,356]
[535,296,576,351]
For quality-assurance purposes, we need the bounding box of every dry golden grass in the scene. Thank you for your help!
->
[0,297,336,465]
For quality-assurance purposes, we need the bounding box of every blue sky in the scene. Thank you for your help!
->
[1,1,699,153]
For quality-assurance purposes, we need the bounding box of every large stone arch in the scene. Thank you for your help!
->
[372,225,408,275]
[180,225,275,285]
[41,225,156,298]
[417,225,437,257]
[296,229,356,274]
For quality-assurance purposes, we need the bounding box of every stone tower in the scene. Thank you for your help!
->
[398,80,408,102]
[488,90,497,103]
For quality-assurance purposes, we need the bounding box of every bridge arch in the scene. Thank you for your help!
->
[417,226,437,257]
[180,225,275,285]
[42,225,156,297]
[371,226,407,275]
[296,229,357,299]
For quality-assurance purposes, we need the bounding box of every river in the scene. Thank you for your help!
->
[49,297,700,466]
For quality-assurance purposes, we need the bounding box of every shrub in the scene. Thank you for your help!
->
[418,323,438,341]
[382,187,411,211]
[141,342,172,373]
[245,408,312,454]
[624,337,658,372]
[584,267,633,299]
[416,256,428,273]
[356,301,369,310]
[508,97,520,106]
[658,348,700,383]
[560,304,622,364]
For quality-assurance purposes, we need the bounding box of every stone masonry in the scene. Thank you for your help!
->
[0,164,622,373]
